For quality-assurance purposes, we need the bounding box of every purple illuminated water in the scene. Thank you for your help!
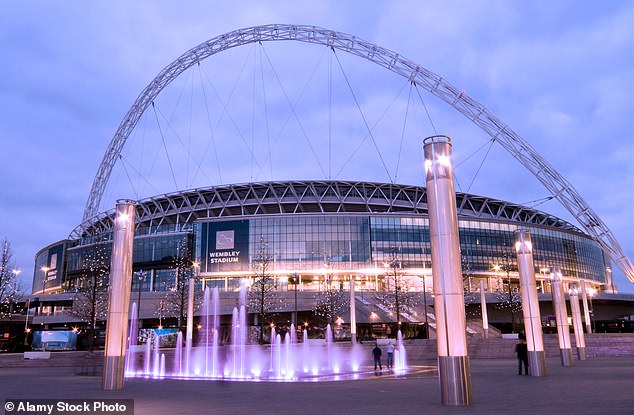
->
[126,285,406,381]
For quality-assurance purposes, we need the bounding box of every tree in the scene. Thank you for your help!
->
[68,243,110,351]
[462,253,475,293]
[374,250,420,326]
[314,258,349,330]
[161,239,199,334]
[247,238,282,344]
[462,254,482,319]
[0,238,22,319]
[493,252,522,333]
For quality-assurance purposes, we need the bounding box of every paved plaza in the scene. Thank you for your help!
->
[2,356,633,414]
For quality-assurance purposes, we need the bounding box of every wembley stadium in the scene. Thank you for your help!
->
[21,25,634,346]
[29,178,616,342]
[35,179,610,297]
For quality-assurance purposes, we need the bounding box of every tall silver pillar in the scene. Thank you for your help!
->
[603,266,617,293]
[569,286,587,360]
[424,136,472,406]
[479,280,489,338]
[551,267,574,366]
[186,277,195,347]
[350,278,357,341]
[102,200,136,390]
[514,229,547,376]
[580,282,592,334]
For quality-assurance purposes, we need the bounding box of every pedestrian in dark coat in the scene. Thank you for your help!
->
[515,338,529,375]
[372,343,382,370]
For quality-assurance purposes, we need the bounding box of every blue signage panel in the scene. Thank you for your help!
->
[200,220,250,273]
[33,242,66,293]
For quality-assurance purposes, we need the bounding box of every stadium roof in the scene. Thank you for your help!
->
[71,180,580,240]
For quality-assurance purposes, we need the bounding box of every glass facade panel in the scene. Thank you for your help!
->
[38,213,608,294]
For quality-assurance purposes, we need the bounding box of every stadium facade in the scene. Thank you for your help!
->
[33,179,611,299]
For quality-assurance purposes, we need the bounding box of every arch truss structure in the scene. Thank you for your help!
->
[81,24,634,283]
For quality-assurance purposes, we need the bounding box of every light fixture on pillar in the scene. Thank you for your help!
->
[568,285,587,360]
[102,200,136,390]
[551,266,574,367]
[40,266,50,293]
[423,135,472,406]
[349,275,357,342]
[514,229,547,376]
[479,280,489,339]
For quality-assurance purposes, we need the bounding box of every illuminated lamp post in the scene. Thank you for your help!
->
[479,280,489,339]
[514,229,547,376]
[40,266,50,332]
[135,269,146,341]
[289,273,299,328]
[587,287,596,333]
[10,269,21,315]
[551,266,574,366]
[102,200,136,390]
[568,285,587,360]
[422,274,430,339]
[186,261,199,356]
[580,282,592,334]
[424,135,472,406]
[539,268,550,293]
[349,276,357,342]
[40,266,50,294]
[13,268,31,345]
[9,268,20,316]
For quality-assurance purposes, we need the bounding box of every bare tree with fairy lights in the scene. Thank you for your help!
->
[68,242,110,351]
[248,237,283,344]
[493,251,522,333]
[313,255,349,334]
[0,238,24,319]
[374,249,420,327]
[161,239,200,334]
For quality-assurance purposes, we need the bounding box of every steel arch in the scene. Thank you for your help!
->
[81,23,634,284]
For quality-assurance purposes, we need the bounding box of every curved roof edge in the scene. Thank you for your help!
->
[70,180,580,239]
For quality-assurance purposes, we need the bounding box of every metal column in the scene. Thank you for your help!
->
[551,267,574,366]
[424,136,472,406]
[102,200,136,390]
[580,282,592,334]
[350,278,357,342]
[569,285,587,360]
[514,229,547,376]
[479,280,489,339]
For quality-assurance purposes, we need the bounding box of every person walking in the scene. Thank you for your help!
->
[515,337,529,375]
[386,341,395,369]
[372,343,383,370]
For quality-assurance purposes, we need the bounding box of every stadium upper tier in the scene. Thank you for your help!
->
[71,180,579,240]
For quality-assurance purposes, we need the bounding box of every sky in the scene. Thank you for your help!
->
[1,1,634,293]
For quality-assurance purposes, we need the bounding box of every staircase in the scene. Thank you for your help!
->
[416,305,501,338]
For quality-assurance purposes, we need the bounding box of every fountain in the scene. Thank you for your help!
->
[126,285,407,381]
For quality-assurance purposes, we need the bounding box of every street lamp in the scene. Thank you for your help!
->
[422,274,429,339]
[135,269,146,332]
[40,266,50,293]
[8,269,21,315]
[587,287,597,332]
[40,266,50,331]
[186,261,200,351]
[158,299,164,329]
[539,267,550,293]
[288,273,299,328]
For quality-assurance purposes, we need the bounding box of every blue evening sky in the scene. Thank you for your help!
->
[1,1,633,293]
